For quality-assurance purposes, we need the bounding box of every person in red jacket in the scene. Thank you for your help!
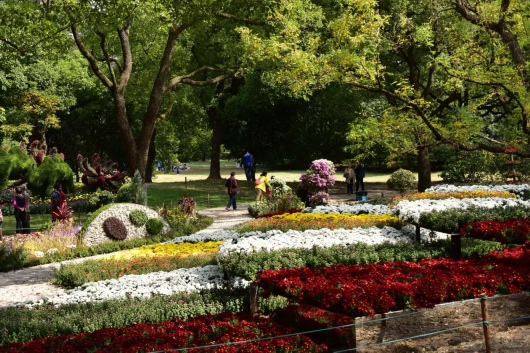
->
[225,172,238,211]
[50,182,66,222]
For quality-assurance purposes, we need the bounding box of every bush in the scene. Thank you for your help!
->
[103,217,128,240]
[218,238,504,281]
[418,206,530,233]
[146,218,164,235]
[87,190,115,212]
[248,192,304,217]
[0,242,27,272]
[129,209,148,226]
[130,170,147,205]
[387,169,417,194]
[115,183,132,202]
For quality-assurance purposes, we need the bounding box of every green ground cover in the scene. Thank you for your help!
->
[2,213,89,237]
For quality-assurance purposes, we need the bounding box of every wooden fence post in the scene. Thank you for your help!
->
[451,233,462,260]
[415,225,421,242]
[208,194,210,208]
[480,295,492,353]
[250,282,259,316]
[346,318,357,349]
[185,177,187,189]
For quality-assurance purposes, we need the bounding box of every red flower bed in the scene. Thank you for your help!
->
[460,218,530,244]
[257,245,530,317]
[0,312,327,353]
[274,305,356,349]
[256,208,303,218]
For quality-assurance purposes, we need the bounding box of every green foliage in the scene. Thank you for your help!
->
[418,206,530,234]
[115,183,132,203]
[129,170,147,206]
[129,209,148,226]
[0,288,286,345]
[87,190,115,212]
[248,192,304,217]
[387,169,417,195]
[0,147,35,191]
[146,218,164,236]
[219,238,504,281]
[51,253,217,289]
[0,242,27,272]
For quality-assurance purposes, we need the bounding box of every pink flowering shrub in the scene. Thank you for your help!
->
[300,159,336,205]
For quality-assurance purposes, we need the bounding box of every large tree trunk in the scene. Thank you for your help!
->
[417,145,432,192]
[207,80,228,180]
[114,93,138,175]
[30,125,46,145]
[145,128,156,183]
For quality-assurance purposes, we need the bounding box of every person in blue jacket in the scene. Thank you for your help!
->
[243,151,253,181]
[355,162,365,192]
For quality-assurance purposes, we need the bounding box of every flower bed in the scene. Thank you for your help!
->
[99,241,222,260]
[15,265,248,308]
[0,312,327,352]
[392,197,530,223]
[256,208,303,218]
[390,190,516,206]
[257,245,530,317]
[0,288,287,346]
[460,219,530,244]
[302,204,391,215]
[51,253,218,288]
[165,229,240,244]
[218,238,503,280]
[426,184,530,199]
[235,213,403,233]
[217,226,445,261]
[418,206,530,234]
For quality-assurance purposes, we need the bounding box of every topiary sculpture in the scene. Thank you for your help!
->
[129,209,148,226]
[146,218,163,235]
[103,217,128,240]
[0,144,75,199]
[77,153,127,191]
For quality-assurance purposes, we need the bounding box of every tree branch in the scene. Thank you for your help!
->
[216,13,266,25]
[71,24,113,89]
[116,26,133,91]
[181,73,235,87]
[166,66,237,90]
[96,31,118,86]
[0,37,19,50]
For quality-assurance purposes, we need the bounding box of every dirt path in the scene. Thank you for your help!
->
[0,206,252,308]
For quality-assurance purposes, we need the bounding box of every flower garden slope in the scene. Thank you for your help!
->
[426,184,530,199]
[392,197,530,223]
[303,203,391,215]
[15,265,248,308]
[82,203,170,246]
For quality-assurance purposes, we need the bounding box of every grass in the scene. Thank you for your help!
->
[1,213,89,237]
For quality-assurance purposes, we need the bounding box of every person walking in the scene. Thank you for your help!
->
[0,207,3,240]
[243,151,253,181]
[355,162,365,192]
[255,172,271,202]
[343,164,355,195]
[13,187,28,234]
[51,182,66,222]
[225,172,238,211]
[22,185,31,231]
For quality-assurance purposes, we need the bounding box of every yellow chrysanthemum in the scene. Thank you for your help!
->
[101,241,223,260]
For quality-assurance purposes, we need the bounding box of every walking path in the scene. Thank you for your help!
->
[0,206,252,308]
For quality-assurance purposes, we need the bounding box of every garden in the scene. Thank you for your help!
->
[1,157,530,352]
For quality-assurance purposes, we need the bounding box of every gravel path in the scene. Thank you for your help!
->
[0,206,251,308]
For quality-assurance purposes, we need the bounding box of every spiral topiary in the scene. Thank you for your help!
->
[103,217,128,240]
[146,218,164,236]
[129,209,148,226]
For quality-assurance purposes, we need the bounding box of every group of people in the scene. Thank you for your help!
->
[343,163,365,195]
[0,182,66,238]
[224,165,271,211]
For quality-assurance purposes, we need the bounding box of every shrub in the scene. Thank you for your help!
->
[248,192,304,217]
[0,242,27,272]
[418,206,530,233]
[103,217,128,240]
[129,169,147,205]
[146,218,164,235]
[115,183,132,202]
[87,190,115,212]
[129,209,148,226]
[51,203,74,221]
[387,169,417,194]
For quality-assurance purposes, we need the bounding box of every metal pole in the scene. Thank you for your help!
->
[480,296,492,353]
